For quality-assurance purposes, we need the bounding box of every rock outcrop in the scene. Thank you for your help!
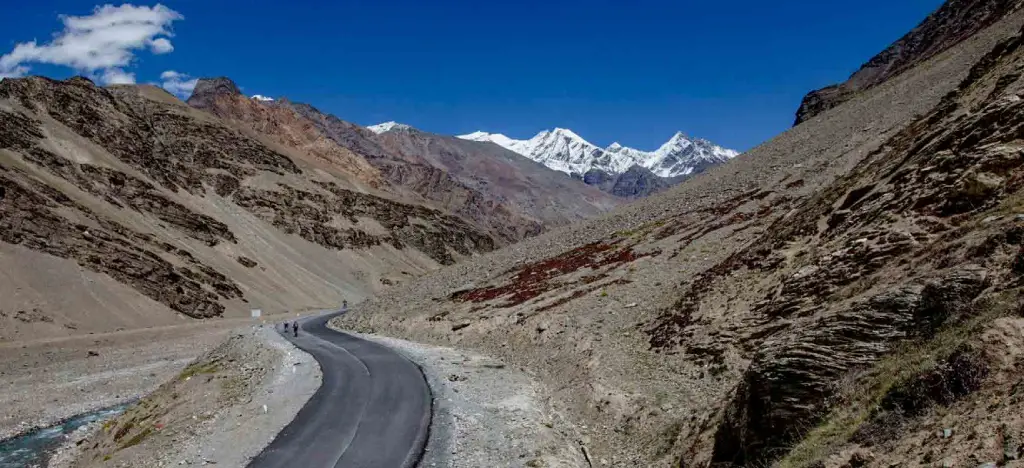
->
[580,165,673,198]
[184,76,243,110]
[186,78,385,188]
[794,0,1024,125]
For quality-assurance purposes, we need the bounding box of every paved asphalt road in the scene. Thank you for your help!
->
[248,312,431,468]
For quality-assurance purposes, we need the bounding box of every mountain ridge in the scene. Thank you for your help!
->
[184,80,619,242]
[794,0,1024,125]
[456,127,738,179]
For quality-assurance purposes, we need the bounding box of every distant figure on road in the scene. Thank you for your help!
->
[293,321,299,337]
[342,300,348,313]
[283,322,289,333]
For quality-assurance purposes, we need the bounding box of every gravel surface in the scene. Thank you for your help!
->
[184,326,321,467]
[51,325,320,468]
[346,331,589,468]
[0,321,246,441]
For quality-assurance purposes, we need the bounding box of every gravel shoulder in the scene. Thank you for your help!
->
[337,327,589,468]
[50,325,321,468]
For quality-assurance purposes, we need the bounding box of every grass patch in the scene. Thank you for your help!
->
[177,361,221,381]
[118,427,153,450]
[613,219,668,239]
[778,290,1018,467]
[112,421,134,442]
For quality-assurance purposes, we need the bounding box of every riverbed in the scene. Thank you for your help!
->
[0,405,126,468]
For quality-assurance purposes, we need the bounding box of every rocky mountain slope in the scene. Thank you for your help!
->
[794,0,1024,125]
[337,3,1024,466]
[459,128,738,197]
[0,76,497,341]
[363,122,620,239]
[195,90,619,243]
[185,77,386,190]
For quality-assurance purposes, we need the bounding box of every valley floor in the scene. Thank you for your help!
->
[0,309,584,467]
[0,314,303,441]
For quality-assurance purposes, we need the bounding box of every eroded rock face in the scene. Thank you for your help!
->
[233,181,495,265]
[0,168,237,318]
[0,76,301,195]
[795,0,1024,125]
[580,166,672,198]
[641,23,1024,466]
[185,76,243,110]
[0,75,500,323]
[187,84,385,188]
[711,269,987,465]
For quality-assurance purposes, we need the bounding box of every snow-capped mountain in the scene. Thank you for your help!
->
[367,121,414,134]
[642,132,739,178]
[459,128,738,179]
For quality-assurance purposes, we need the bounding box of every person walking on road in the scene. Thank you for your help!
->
[283,322,289,333]
[293,321,299,338]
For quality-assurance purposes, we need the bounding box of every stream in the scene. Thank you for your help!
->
[0,405,127,468]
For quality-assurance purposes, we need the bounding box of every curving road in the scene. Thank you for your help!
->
[248,312,431,468]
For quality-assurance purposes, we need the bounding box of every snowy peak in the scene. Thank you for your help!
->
[458,131,518,150]
[520,127,613,175]
[458,127,738,179]
[368,121,414,134]
[548,127,588,142]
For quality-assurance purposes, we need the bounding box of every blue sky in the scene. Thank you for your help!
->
[1,0,945,151]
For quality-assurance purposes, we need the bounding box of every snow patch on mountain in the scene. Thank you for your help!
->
[459,128,738,178]
[368,121,414,134]
[251,94,274,102]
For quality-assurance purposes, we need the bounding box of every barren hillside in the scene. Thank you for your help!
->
[189,80,620,243]
[0,76,496,341]
[337,4,1024,466]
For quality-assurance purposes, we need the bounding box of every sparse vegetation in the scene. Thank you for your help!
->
[450,242,658,307]
[118,427,153,450]
[177,361,222,381]
[779,290,1018,467]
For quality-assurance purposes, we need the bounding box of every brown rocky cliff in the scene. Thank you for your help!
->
[794,0,1024,125]
[185,78,385,189]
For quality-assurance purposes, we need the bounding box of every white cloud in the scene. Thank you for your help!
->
[0,66,30,80]
[0,4,184,85]
[149,37,173,54]
[160,69,197,99]
[102,68,135,84]
[160,70,185,80]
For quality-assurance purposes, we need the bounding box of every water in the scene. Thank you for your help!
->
[0,405,127,468]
